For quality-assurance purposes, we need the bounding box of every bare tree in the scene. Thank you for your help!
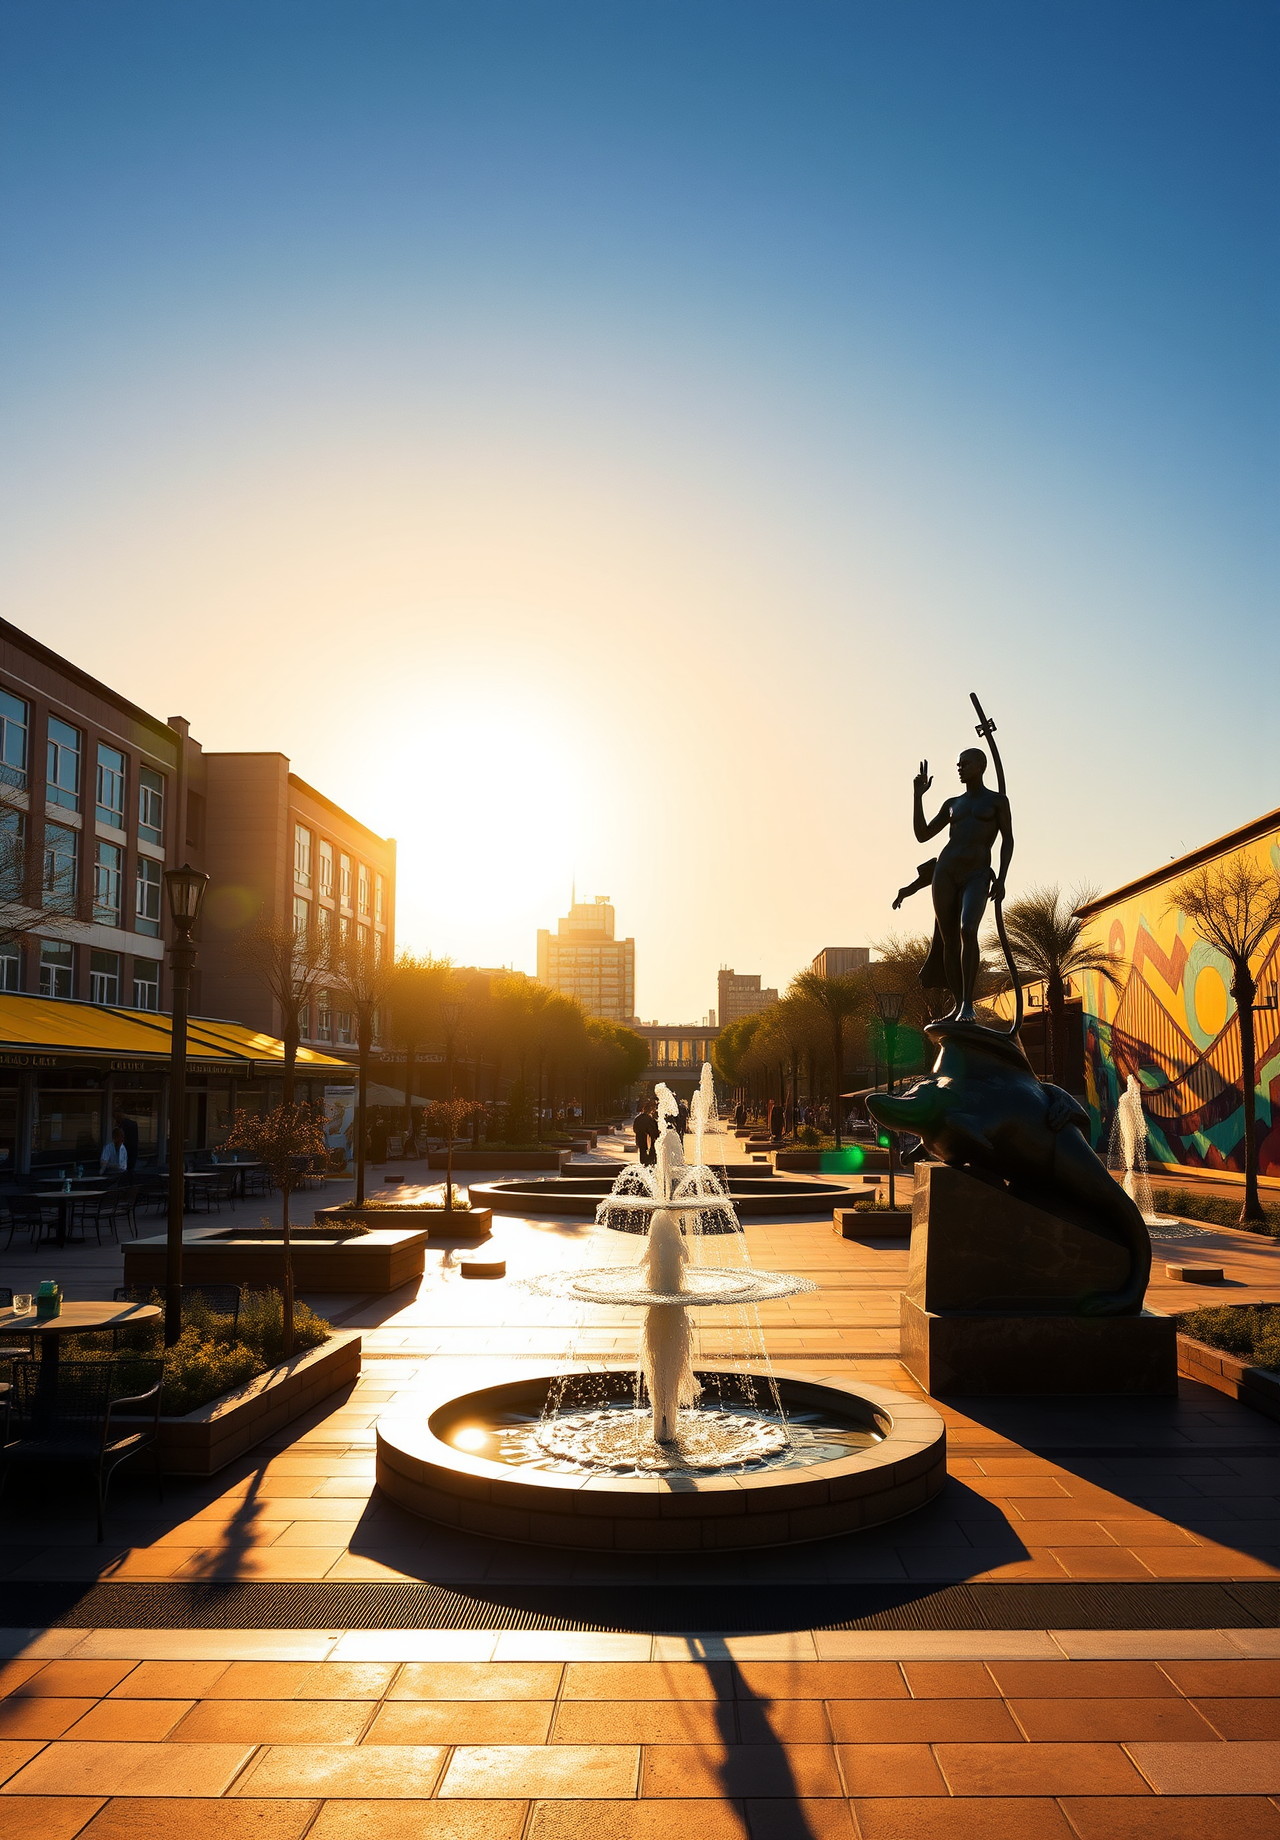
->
[329,930,396,1206]
[236,913,333,1103]
[1168,853,1280,1225]
[385,952,452,1139]
[421,1096,484,1212]
[225,1101,327,1356]
[0,807,80,956]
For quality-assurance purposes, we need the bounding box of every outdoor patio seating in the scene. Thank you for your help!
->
[1,1195,55,1249]
[0,1357,164,1541]
[0,1287,35,1364]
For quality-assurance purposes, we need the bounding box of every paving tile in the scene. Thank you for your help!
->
[1010,1697,1220,1740]
[170,1700,373,1744]
[1162,1662,1280,1697]
[526,1802,749,1839]
[1058,1796,1280,1838]
[900,1662,997,1699]
[829,1698,1021,1742]
[389,1663,561,1701]
[734,1662,907,1701]
[1053,1631,1248,1660]
[641,1743,842,1798]
[0,1661,52,1696]
[986,1661,1179,1699]
[562,1663,730,1701]
[63,1700,194,1741]
[78,1798,320,1838]
[333,1633,499,1662]
[814,1631,1062,1661]
[936,1739,1151,1795]
[442,1743,640,1798]
[310,1804,529,1840]
[107,1663,231,1699]
[1046,1547,1158,1579]
[368,1701,554,1744]
[171,1549,346,1581]
[492,1635,652,1662]
[740,1804,857,1840]
[552,1701,730,1744]
[11,1661,137,1698]
[1127,1741,1280,1794]
[850,1796,1077,1837]
[0,1796,105,1840]
[201,1662,394,1699]
[735,1701,833,1743]
[0,1698,96,1738]
[1193,1703,1280,1741]
[1,1741,256,1797]
[234,1743,448,1798]
[1132,1548,1280,1579]
[834,1743,947,1796]
[73,1632,338,1663]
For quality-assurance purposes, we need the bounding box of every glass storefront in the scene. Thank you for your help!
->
[32,1072,105,1171]
[113,1079,162,1163]
[0,1083,17,1173]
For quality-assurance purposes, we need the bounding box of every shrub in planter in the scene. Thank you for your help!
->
[1179,1303,1280,1372]
[56,1290,333,1416]
[1155,1187,1280,1238]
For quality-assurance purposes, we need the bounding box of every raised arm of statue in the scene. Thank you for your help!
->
[913,761,952,844]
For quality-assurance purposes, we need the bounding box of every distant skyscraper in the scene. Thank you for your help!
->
[537,893,636,1022]
[811,946,870,978]
[717,967,778,1025]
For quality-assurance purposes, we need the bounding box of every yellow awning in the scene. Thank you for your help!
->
[0,992,349,1070]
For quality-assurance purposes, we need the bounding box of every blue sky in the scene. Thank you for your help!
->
[0,1,1274,1018]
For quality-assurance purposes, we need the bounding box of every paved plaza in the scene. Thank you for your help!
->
[1,1133,1279,1834]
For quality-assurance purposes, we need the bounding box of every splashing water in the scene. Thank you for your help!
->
[1108,1074,1179,1229]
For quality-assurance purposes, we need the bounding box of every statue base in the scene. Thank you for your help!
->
[900,1295,1177,1396]
[900,1162,1176,1396]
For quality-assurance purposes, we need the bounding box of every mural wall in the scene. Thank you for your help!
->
[1075,827,1280,1178]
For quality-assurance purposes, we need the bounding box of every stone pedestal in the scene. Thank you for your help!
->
[900,1163,1177,1396]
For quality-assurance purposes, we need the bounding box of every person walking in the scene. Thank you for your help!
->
[634,1102,658,1168]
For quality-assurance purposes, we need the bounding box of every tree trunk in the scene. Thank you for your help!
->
[355,1025,371,1205]
[1046,972,1066,1085]
[1234,966,1264,1223]
[445,1134,454,1212]
[536,1053,545,1140]
[281,1178,295,1357]
[832,1022,844,1147]
[283,1022,298,1107]
[403,1040,416,1139]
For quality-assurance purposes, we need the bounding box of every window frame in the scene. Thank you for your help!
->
[39,938,74,1000]
[0,690,28,792]
[43,821,79,906]
[132,958,161,1011]
[294,823,312,889]
[45,716,82,811]
[89,949,121,1006]
[93,840,124,927]
[138,767,165,846]
[95,743,127,830]
[135,855,162,937]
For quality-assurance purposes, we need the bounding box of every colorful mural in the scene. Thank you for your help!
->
[1074,818,1280,1178]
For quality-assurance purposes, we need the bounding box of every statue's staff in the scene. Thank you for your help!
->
[969,692,1023,1036]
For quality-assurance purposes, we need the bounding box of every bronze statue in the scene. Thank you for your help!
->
[898,744,1013,1023]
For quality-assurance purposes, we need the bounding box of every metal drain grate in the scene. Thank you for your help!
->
[2,1580,1275,1634]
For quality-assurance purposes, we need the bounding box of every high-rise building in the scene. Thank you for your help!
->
[537,893,635,1022]
[811,946,870,978]
[717,967,778,1025]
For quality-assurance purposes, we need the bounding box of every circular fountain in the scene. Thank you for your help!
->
[377,1069,946,1549]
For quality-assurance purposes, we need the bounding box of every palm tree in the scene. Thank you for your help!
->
[236,912,333,1103]
[985,885,1122,1086]
[790,970,867,1148]
[1169,853,1280,1225]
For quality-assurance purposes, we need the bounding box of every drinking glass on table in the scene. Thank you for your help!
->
[12,1293,32,1315]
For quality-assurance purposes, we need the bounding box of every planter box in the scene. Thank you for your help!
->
[835,1207,912,1241]
[124,1225,429,1295]
[124,1332,362,1476]
[427,1149,567,1171]
[1177,1331,1280,1426]
[315,1204,493,1240]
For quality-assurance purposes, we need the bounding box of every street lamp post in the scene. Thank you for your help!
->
[163,863,209,1347]
[874,987,906,1212]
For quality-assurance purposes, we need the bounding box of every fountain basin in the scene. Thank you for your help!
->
[376,1366,946,1550]
[469,1174,868,1219]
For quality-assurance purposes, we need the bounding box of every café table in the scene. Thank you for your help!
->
[0,1300,161,1376]
[155,1170,223,1211]
[31,1184,114,1249]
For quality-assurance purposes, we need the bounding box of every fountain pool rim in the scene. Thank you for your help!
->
[376,1365,947,1551]
[469,1175,871,1219]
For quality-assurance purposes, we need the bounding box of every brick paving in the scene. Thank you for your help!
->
[1,1129,1278,1831]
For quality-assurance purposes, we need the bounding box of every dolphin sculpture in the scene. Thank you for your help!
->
[867,1025,1151,1317]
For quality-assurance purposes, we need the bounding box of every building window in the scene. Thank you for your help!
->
[375,873,384,925]
[94,841,123,926]
[357,925,369,959]
[136,856,162,936]
[89,949,120,1005]
[39,939,73,999]
[133,958,160,1010]
[336,1009,354,1046]
[138,767,165,845]
[293,894,310,940]
[339,853,352,909]
[358,863,370,918]
[0,691,28,792]
[316,904,333,955]
[317,991,332,1041]
[294,823,312,889]
[95,744,126,829]
[0,806,24,899]
[0,943,19,990]
[46,717,81,811]
[319,840,333,897]
[338,913,351,946]
[43,822,78,906]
